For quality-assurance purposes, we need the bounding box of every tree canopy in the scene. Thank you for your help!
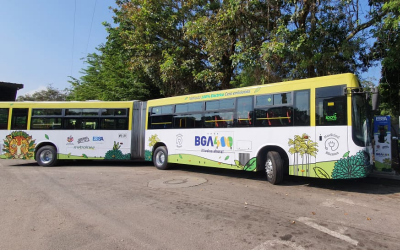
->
[69,0,400,111]
[17,85,70,101]
[368,0,400,117]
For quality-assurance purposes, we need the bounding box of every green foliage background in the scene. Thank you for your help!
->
[18,1,399,113]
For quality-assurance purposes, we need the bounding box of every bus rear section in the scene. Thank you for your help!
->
[0,101,142,166]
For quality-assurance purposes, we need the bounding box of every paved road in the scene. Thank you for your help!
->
[0,159,399,250]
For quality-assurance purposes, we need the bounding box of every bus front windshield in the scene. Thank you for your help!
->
[352,94,371,147]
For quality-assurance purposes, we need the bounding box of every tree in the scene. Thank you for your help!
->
[71,0,399,99]
[108,0,211,97]
[368,0,400,117]
[17,85,70,101]
[68,19,161,101]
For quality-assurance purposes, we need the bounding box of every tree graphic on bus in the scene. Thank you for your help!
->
[288,134,318,176]
[144,134,160,161]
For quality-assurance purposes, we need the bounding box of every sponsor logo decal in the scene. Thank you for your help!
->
[176,134,183,148]
[376,116,388,121]
[66,135,74,145]
[77,137,90,144]
[325,113,337,121]
[74,146,95,150]
[93,136,104,142]
[118,133,127,138]
[324,133,340,156]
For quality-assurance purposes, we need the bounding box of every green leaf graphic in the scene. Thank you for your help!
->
[82,154,88,158]
[254,87,261,93]
[244,157,257,171]
[224,156,229,160]
[313,167,330,179]
[234,160,242,168]
[343,151,350,158]
[45,134,49,140]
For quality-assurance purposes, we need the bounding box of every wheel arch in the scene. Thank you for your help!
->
[256,145,289,174]
[152,142,167,155]
[35,142,58,160]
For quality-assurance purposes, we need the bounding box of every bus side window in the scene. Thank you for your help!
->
[65,119,80,130]
[315,86,346,126]
[203,113,216,128]
[254,107,293,127]
[0,108,9,130]
[150,115,173,129]
[293,90,310,126]
[31,118,63,130]
[11,108,29,130]
[173,115,198,128]
[235,97,253,127]
[81,119,98,130]
[116,119,128,130]
[148,106,174,129]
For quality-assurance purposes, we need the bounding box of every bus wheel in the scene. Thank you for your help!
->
[153,146,169,170]
[36,146,58,167]
[265,151,283,185]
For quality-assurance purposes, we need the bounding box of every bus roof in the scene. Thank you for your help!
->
[0,100,137,109]
[147,73,359,106]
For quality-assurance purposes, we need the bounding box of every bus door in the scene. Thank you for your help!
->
[290,90,314,176]
[315,85,349,178]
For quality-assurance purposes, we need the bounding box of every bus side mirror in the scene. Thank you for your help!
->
[372,87,379,111]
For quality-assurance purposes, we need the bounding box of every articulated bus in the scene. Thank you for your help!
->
[0,73,375,184]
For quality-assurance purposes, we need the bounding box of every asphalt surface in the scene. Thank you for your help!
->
[1,159,399,250]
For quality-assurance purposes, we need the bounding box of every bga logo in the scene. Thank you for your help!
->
[93,136,104,141]
[195,136,233,149]
[67,136,73,143]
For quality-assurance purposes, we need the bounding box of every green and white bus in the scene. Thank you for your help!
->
[145,73,375,184]
[0,73,375,184]
[0,101,148,166]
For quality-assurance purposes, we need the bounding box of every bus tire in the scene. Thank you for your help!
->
[265,151,283,185]
[36,146,58,167]
[153,146,169,170]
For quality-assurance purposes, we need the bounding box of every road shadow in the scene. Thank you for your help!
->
[6,160,400,195]
[170,163,266,181]
[169,163,400,195]
[283,175,400,195]
[7,160,153,168]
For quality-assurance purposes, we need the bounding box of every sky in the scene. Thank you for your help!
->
[0,0,381,98]
[0,0,116,96]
